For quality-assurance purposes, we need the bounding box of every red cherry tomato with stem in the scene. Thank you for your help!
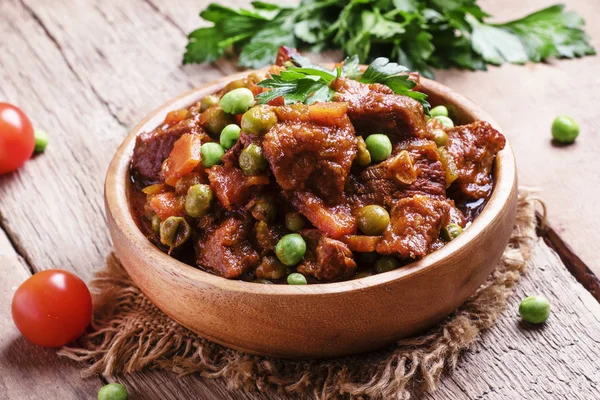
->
[0,102,35,174]
[11,270,92,347]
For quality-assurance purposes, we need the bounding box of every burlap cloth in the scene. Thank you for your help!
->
[59,191,539,399]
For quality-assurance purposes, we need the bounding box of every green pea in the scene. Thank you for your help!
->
[287,272,307,285]
[441,223,463,241]
[220,124,241,149]
[160,216,192,248]
[355,136,371,166]
[375,256,400,273]
[285,212,305,232]
[252,197,277,222]
[201,142,225,168]
[219,88,256,115]
[356,205,390,236]
[151,215,161,233]
[519,295,550,324]
[201,107,235,137]
[276,233,307,266]
[430,105,449,118]
[98,383,128,400]
[432,129,448,147]
[434,116,454,128]
[34,129,49,153]
[551,115,579,144]
[241,105,278,136]
[365,134,392,162]
[239,144,267,175]
[185,184,213,218]
[200,95,219,112]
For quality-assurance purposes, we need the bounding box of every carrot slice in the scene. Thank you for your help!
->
[148,192,185,220]
[162,134,203,187]
[165,109,189,125]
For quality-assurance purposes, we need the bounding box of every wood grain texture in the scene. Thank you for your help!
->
[0,0,598,398]
[435,0,600,278]
[424,242,600,400]
[0,229,102,400]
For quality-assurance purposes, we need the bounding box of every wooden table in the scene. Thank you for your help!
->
[1,0,599,399]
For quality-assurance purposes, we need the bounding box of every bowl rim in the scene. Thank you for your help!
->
[105,68,517,296]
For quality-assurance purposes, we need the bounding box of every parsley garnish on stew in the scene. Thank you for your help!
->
[183,2,595,78]
[256,55,430,112]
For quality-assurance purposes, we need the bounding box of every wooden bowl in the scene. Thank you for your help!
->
[105,70,518,359]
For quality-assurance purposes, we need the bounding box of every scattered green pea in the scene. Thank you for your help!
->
[241,105,278,136]
[220,124,241,149]
[434,116,454,128]
[441,223,463,241]
[185,184,213,218]
[519,295,550,324]
[287,272,307,285]
[160,216,192,248]
[365,134,392,162]
[276,233,307,266]
[201,142,225,168]
[355,136,371,166]
[34,129,49,153]
[239,144,267,175]
[151,214,161,233]
[430,105,449,118]
[375,256,400,273]
[220,88,256,115]
[551,115,579,144]
[285,212,305,232]
[98,383,128,400]
[200,95,219,111]
[356,205,390,236]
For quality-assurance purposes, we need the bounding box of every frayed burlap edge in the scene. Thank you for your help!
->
[59,190,539,400]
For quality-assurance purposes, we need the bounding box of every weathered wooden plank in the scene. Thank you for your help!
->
[423,241,600,400]
[0,0,125,278]
[0,229,102,400]
[435,0,600,278]
[0,0,599,398]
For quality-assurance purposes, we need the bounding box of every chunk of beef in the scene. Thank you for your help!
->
[196,216,260,278]
[264,103,357,203]
[253,220,284,254]
[376,195,450,259]
[445,121,506,199]
[208,165,269,210]
[289,191,356,238]
[297,230,357,281]
[332,78,427,140]
[396,139,447,198]
[346,139,446,208]
[131,115,208,184]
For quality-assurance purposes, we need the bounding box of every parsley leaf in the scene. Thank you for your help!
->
[185,1,595,77]
[256,55,429,112]
[360,57,430,111]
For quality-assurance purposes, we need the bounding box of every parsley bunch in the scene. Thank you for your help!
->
[256,55,430,111]
[183,2,594,78]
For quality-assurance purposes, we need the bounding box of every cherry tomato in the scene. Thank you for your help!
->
[0,102,35,174]
[11,270,92,347]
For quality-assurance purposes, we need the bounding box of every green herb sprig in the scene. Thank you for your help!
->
[256,55,430,112]
[183,2,595,78]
